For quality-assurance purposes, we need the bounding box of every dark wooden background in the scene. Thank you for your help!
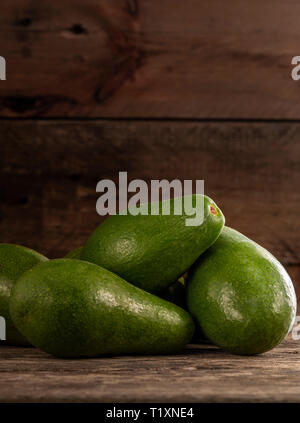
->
[0,1,299,303]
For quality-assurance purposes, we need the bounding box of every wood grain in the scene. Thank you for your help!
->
[0,1,300,118]
[0,337,299,402]
[1,120,299,266]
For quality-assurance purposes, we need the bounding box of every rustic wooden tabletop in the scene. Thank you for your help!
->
[0,336,299,403]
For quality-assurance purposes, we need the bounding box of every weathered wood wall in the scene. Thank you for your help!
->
[0,2,299,298]
[0,0,300,118]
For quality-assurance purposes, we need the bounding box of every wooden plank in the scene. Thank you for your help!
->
[0,120,299,267]
[0,337,299,402]
[0,1,300,118]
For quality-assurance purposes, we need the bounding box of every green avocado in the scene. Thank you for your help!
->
[186,227,297,355]
[160,276,208,343]
[10,259,195,358]
[160,278,187,309]
[81,195,225,293]
[0,244,48,345]
[65,246,83,259]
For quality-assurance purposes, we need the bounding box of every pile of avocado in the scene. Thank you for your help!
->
[0,195,297,358]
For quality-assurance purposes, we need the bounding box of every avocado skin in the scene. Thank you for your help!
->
[81,195,225,293]
[65,246,83,259]
[187,227,297,355]
[10,259,195,358]
[0,244,48,345]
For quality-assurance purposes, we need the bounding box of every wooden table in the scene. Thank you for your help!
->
[1,337,299,403]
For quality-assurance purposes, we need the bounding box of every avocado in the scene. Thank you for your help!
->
[160,276,209,343]
[160,278,187,309]
[65,246,83,259]
[10,259,195,358]
[186,227,297,355]
[0,244,48,345]
[81,195,225,293]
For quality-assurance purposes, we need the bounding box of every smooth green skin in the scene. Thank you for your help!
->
[187,227,297,355]
[65,246,83,259]
[0,244,48,345]
[10,259,195,358]
[81,195,225,293]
